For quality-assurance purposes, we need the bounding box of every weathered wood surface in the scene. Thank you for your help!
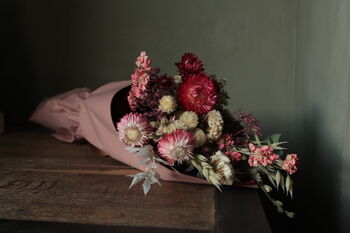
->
[0,126,271,233]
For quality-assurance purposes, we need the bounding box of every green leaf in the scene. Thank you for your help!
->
[286,175,293,197]
[267,174,277,188]
[270,134,281,143]
[263,185,272,193]
[280,172,285,192]
[275,170,282,189]
[285,211,296,218]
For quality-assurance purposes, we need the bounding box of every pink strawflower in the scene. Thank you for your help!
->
[175,53,204,76]
[225,151,242,161]
[282,154,298,174]
[117,113,151,147]
[217,133,235,151]
[248,143,279,167]
[157,129,195,165]
[177,74,218,114]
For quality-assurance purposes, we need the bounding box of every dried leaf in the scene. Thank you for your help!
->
[270,134,281,144]
[267,174,277,188]
[139,158,151,165]
[280,172,285,192]
[285,211,296,218]
[263,185,272,193]
[142,179,151,195]
[275,170,281,189]
[128,172,147,188]
[286,175,292,196]
[125,146,140,153]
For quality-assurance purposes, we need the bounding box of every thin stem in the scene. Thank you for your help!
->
[254,134,261,146]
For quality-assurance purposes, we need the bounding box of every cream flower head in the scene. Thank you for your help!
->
[193,128,207,147]
[179,111,199,129]
[159,95,177,113]
[156,119,186,136]
[206,110,223,141]
[210,151,234,185]
[173,75,182,84]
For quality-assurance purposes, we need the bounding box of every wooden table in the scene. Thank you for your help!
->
[0,126,271,233]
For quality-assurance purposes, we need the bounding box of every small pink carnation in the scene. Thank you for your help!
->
[248,143,279,167]
[225,151,242,161]
[248,156,260,167]
[282,154,298,174]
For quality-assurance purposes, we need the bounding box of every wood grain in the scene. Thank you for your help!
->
[0,126,271,233]
[0,127,216,232]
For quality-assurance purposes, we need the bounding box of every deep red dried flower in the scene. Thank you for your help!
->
[175,53,204,76]
[177,74,218,114]
[155,74,175,90]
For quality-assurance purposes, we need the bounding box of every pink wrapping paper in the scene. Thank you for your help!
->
[30,81,207,184]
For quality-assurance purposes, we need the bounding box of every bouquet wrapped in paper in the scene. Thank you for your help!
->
[30,51,298,217]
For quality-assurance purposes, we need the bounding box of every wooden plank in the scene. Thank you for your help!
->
[0,127,216,232]
[0,126,272,233]
[0,170,216,231]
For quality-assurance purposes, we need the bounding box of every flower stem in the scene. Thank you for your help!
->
[254,134,261,146]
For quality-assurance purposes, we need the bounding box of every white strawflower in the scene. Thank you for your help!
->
[179,111,199,129]
[210,151,234,185]
[193,128,207,147]
[206,110,223,141]
[173,75,182,84]
[156,119,186,135]
[159,95,177,113]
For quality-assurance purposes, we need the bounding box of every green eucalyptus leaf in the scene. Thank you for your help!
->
[270,134,281,143]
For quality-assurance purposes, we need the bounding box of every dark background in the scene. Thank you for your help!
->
[1,1,350,233]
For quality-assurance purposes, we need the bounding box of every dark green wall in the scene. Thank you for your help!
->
[1,0,297,138]
[293,0,350,232]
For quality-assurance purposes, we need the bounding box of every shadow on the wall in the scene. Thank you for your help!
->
[1,1,37,125]
[261,106,342,233]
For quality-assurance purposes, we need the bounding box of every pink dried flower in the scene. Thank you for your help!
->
[248,143,279,167]
[128,51,152,110]
[217,133,235,151]
[175,53,204,76]
[235,109,262,136]
[117,112,151,147]
[157,129,195,165]
[135,51,151,71]
[282,154,298,174]
[225,151,242,161]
